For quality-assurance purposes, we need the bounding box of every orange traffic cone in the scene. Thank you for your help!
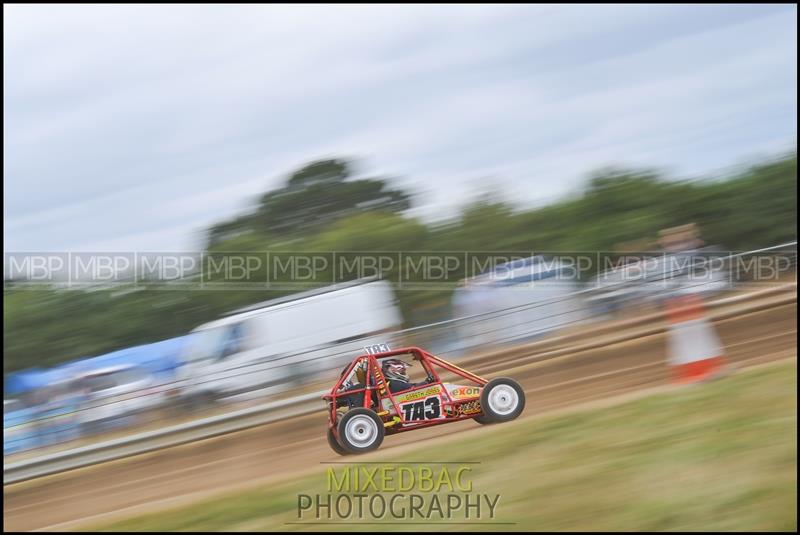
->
[664,294,727,384]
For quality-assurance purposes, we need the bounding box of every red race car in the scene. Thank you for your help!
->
[323,345,525,454]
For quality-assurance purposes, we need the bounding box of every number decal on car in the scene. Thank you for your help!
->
[400,396,442,421]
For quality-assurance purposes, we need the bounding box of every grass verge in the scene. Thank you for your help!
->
[89,360,797,532]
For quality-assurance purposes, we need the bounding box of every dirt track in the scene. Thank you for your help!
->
[4,300,797,532]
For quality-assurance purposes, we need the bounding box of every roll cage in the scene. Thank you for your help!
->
[323,346,489,434]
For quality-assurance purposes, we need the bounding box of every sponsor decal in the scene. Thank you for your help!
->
[363,343,390,355]
[448,386,481,400]
[394,385,442,403]
[458,399,482,416]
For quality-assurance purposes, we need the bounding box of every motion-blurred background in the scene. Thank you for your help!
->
[3,4,797,531]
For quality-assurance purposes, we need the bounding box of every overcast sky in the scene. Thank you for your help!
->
[4,4,797,252]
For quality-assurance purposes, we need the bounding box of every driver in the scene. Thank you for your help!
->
[382,358,430,393]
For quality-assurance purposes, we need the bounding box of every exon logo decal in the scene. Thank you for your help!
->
[449,386,481,399]
[401,396,443,421]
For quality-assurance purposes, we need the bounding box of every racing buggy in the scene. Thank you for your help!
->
[323,345,525,454]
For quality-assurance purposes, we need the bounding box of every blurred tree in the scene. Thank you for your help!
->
[257,159,412,235]
[4,152,796,373]
[206,214,261,247]
[429,195,517,252]
[207,159,412,246]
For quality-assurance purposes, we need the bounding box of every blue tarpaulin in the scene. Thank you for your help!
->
[4,334,194,455]
[4,367,70,395]
[4,335,192,396]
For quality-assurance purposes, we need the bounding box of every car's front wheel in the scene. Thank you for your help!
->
[327,427,350,456]
[336,408,385,454]
[473,414,492,425]
[478,378,525,423]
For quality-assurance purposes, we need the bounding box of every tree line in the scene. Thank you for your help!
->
[4,152,796,373]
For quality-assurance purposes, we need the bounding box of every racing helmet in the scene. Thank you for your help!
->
[382,358,412,382]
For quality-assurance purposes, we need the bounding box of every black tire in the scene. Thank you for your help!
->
[336,408,385,454]
[479,378,525,423]
[327,427,350,456]
[474,414,493,425]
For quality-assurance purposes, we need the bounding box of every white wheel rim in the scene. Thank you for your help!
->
[487,385,518,415]
[344,415,378,447]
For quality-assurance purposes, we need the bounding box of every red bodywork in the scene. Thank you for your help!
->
[323,347,489,439]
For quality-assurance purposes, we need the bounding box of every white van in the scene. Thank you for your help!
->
[178,278,402,402]
[76,364,166,433]
[451,256,585,351]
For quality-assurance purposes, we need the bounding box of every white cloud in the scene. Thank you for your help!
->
[3,4,796,252]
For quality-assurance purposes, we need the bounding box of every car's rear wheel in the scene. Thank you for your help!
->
[327,427,350,456]
[479,378,525,423]
[336,408,384,454]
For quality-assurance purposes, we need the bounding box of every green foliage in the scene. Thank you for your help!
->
[3,153,796,373]
[208,159,411,246]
